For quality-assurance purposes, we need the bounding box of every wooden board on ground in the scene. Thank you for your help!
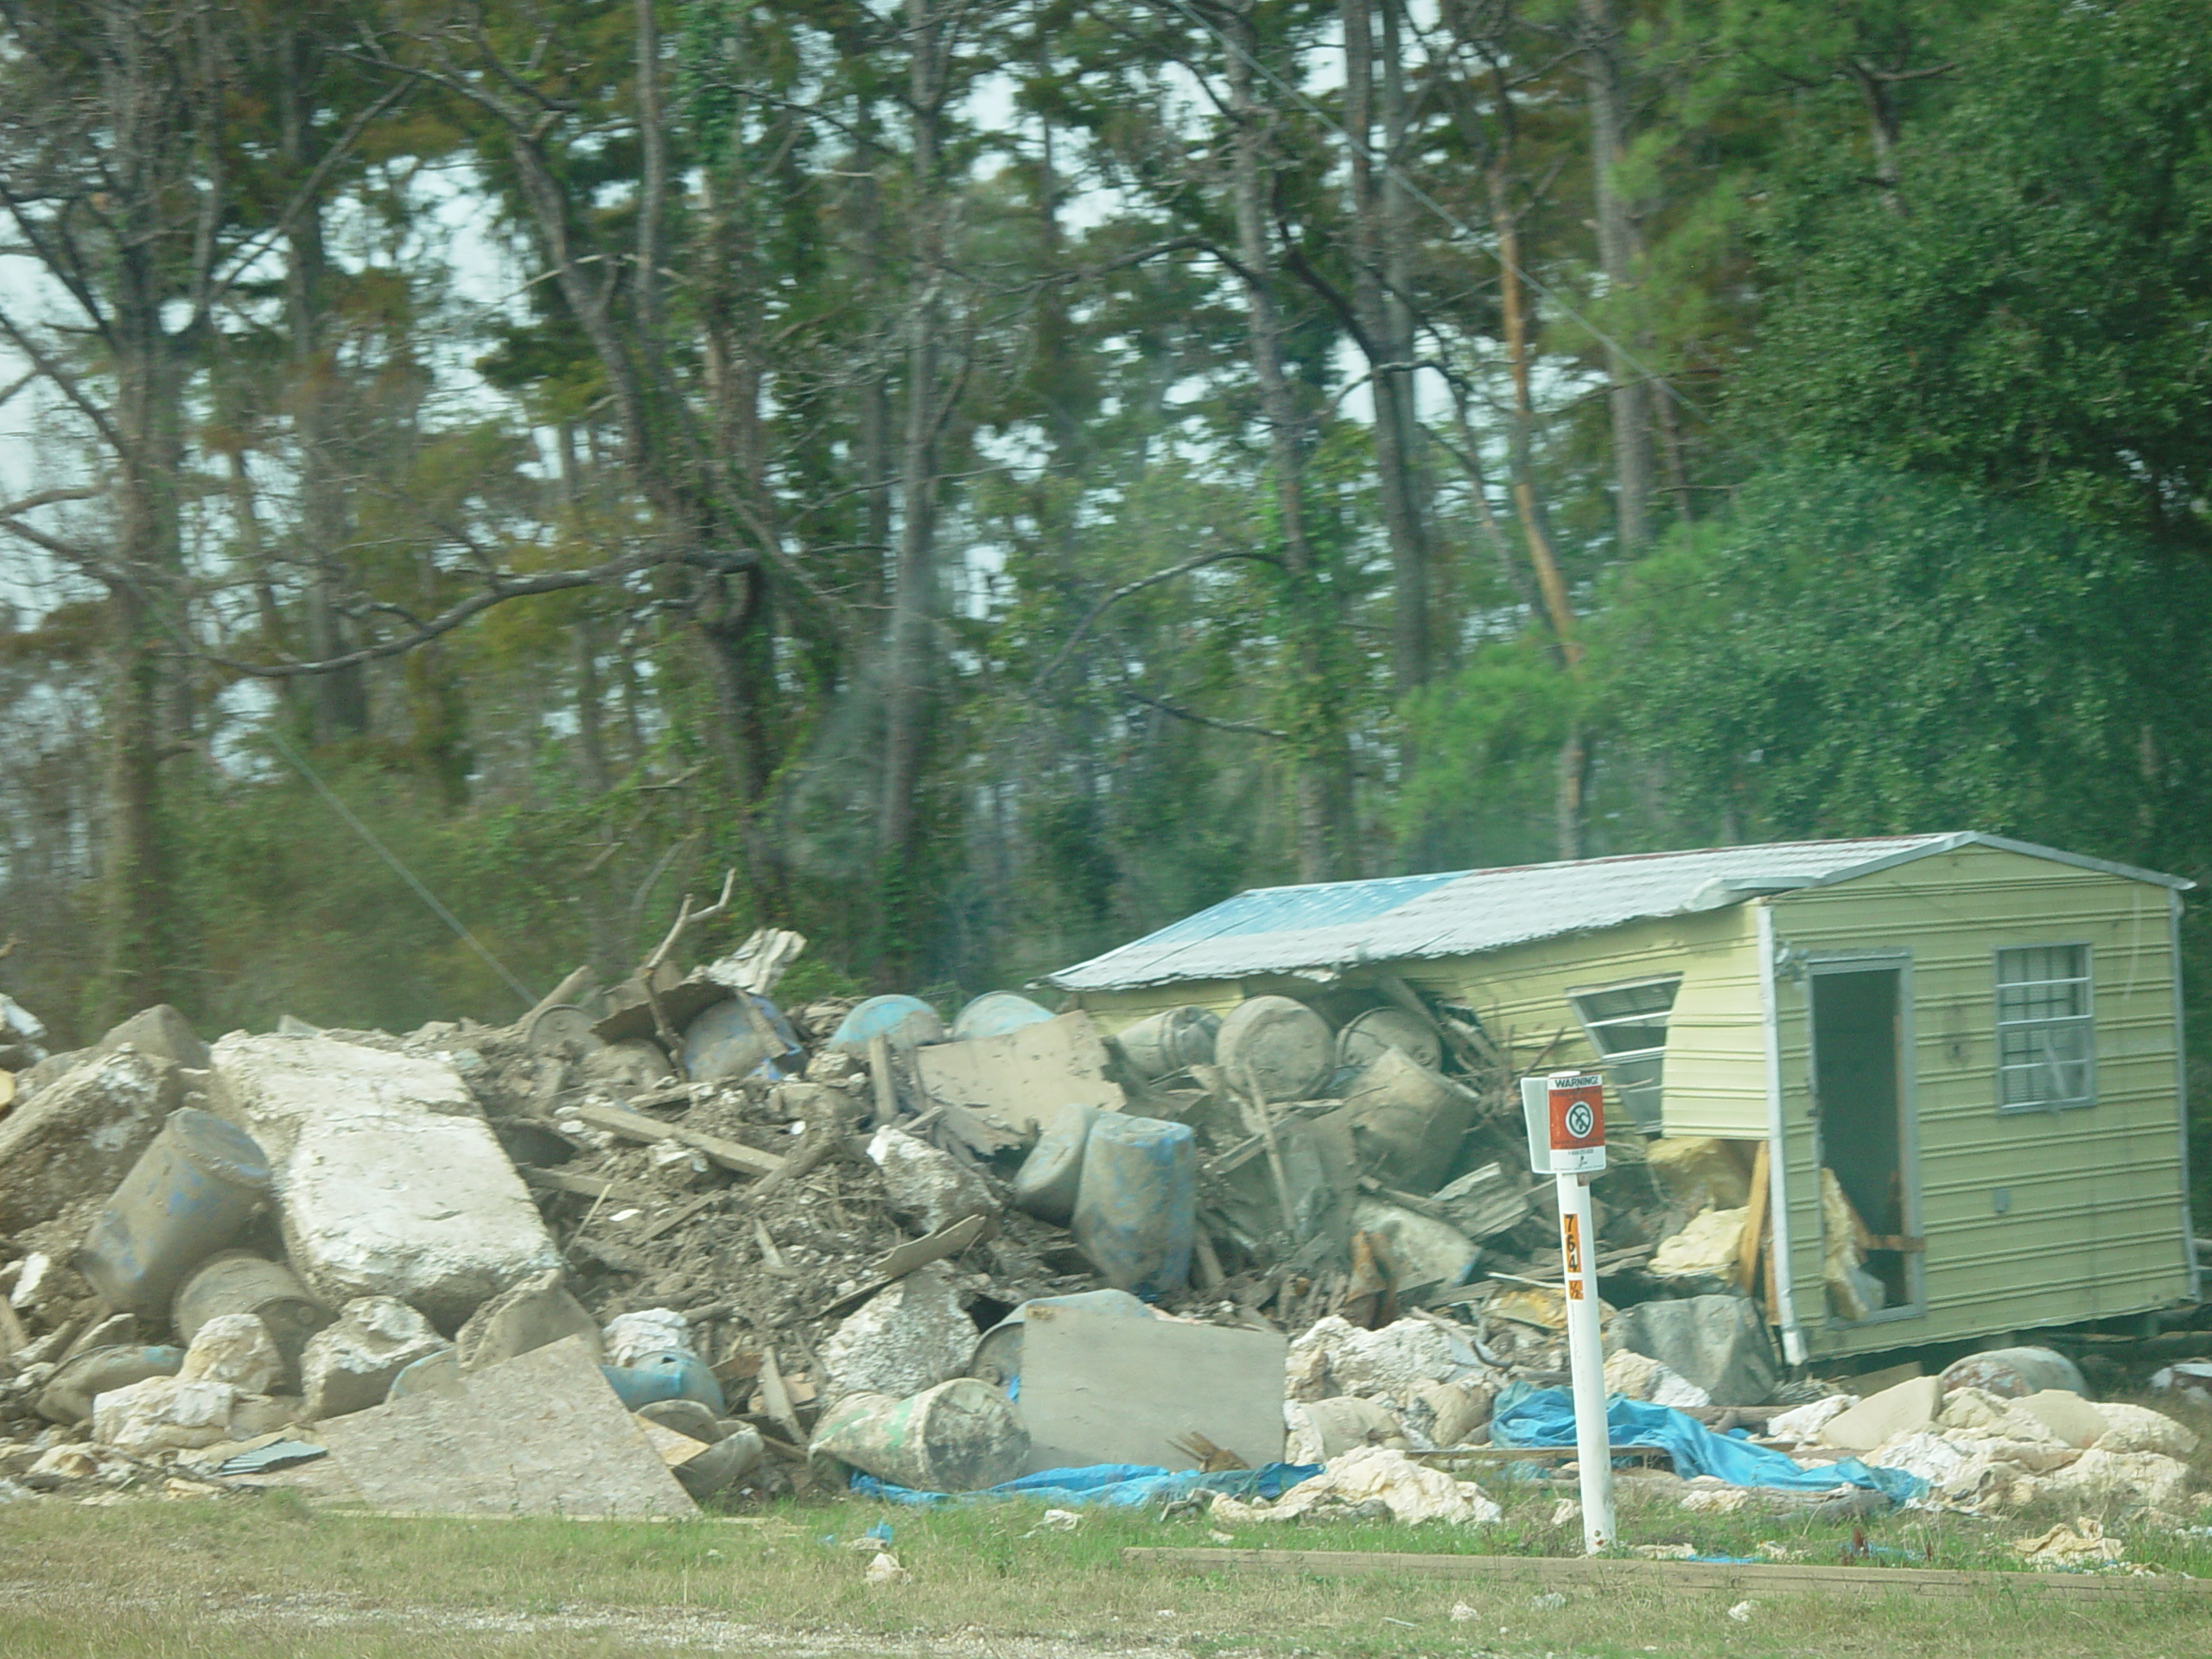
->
[1019,1303,1286,1475]
[912,1011,1124,1139]
[317,1335,697,1518]
[568,1100,785,1178]
[1122,1548,2212,1603]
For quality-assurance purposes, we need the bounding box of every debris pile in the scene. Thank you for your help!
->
[0,906,2203,1532]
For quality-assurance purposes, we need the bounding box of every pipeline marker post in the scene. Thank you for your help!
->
[1521,1070,1616,1554]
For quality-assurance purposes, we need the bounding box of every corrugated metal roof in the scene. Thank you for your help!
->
[1042,832,2190,992]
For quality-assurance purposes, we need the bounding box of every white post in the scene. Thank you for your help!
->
[1555,1168,1615,1553]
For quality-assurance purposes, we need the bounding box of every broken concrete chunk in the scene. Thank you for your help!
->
[1606,1295,1778,1408]
[453,1271,601,1373]
[316,1334,696,1517]
[0,1051,181,1235]
[1937,1345,2088,1401]
[1643,1138,1753,1211]
[2091,1401,2198,1459]
[912,1011,1123,1138]
[1286,1316,1466,1405]
[2030,1446,2192,1514]
[1215,1445,1500,1527]
[92,1005,212,1072]
[1819,1375,1943,1452]
[211,1034,559,1325]
[1604,1349,1712,1409]
[1648,1207,1751,1281]
[867,1127,997,1236]
[602,1308,692,1368]
[35,1344,183,1425]
[820,1265,976,1405]
[2009,1389,2108,1449]
[301,1297,450,1421]
[91,1372,290,1454]
[968,1289,1154,1390]
[1287,1395,1403,1462]
[180,1314,284,1395]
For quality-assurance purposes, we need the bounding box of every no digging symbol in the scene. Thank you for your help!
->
[1563,1098,1595,1141]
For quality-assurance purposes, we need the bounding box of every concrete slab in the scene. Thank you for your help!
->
[211,1034,558,1325]
[1017,1302,1286,1474]
[316,1335,696,1517]
[913,1013,1124,1139]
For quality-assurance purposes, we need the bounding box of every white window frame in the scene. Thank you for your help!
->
[1994,943,2095,1115]
[1567,975,1681,1132]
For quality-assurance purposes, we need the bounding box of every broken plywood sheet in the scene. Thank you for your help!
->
[317,1334,696,1517]
[913,1012,1124,1139]
[1018,1302,1286,1475]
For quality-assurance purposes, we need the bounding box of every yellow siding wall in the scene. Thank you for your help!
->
[1764,846,2190,1358]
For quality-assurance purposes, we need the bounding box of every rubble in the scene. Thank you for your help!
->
[0,1051,181,1237]
[820,1267,976,1403]
[1819,1376,1944,1452]
[1608,1295,1777,1408]
[868,1128,996,1236]
[300,1298,449,1421]
[316,1334,696,1517]
[3,941,2202,1535]
[212,1035,560,1325]
[1211,1446,1501,1526]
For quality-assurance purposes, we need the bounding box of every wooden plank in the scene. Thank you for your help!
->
[568,1101,785,1178]
[520,1165,630,1202]
[1737,1140,1770,1293]
[867,1033,898,1129]
[1122,1548,2212,1602]
[639,1192,721,1242]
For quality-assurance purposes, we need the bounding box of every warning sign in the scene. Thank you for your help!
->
[1544,1072,1607,1173]
[1562,1212,1583,1274]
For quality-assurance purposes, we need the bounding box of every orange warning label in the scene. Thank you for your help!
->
[1567,1280,1585,1300]
[1562,1213,1582,1274]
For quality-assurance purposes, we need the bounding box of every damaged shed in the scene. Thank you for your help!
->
[1046,834,2199,1366]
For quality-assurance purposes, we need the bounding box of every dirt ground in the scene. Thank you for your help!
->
[3,1488,2210,1659]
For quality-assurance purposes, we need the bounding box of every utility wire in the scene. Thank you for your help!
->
[1153,0,1702,420]
[130,575,542,1013]
[255,717,542,1012]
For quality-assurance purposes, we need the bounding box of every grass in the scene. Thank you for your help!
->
[1,1475,2209,1658]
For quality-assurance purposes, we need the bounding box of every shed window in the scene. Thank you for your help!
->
[1995,945,2094,1112]
[1567,976,1681,1132]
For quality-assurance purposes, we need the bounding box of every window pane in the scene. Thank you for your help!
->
[1586,1018,1669,1055]
[1575,981,1678,1023]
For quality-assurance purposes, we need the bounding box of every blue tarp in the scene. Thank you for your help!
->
[1491,1389,1926,1503]
[850,1460,1323,1509]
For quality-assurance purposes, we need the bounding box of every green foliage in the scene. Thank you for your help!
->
[1599,465,2212,859]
